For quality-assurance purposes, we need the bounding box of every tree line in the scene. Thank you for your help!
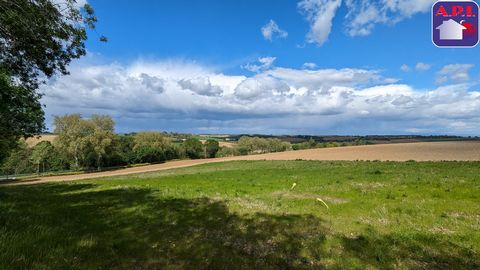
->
[0,113,369,176]
[1,114,220,176]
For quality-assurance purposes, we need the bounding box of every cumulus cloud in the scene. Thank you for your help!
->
[261,20,288,41]
[234,75,290,100]
[436,64,474,84]
[416,62,431,71]
[40,59,480,135]
[178,77,223,96]
[298,0,342,46]
[242,57,276,73]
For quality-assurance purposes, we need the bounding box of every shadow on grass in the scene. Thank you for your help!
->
[0,183,478,269]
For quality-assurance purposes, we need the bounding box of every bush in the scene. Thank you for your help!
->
[205,140,219,158]
[183,138,203,159]
[133,132,178,163]
[216,147,242,157]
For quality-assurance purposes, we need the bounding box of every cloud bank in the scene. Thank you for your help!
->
[40,59,480,135]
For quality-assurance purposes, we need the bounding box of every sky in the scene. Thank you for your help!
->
[40,0,480,135]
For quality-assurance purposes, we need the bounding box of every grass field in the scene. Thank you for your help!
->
[1,161,480,269]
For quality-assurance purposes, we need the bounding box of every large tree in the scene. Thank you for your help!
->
[0,0,104,89]
[0,0,104,162]
[0,70,44,163]
[88,115,114,170]
[53,114,90,169]
[30,140,54,174]
[54,114,114,170]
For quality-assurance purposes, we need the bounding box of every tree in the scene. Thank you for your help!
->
[205,140,219,158]
[88,115,114,170]
[0,0,104,162]
[1,141,33,176]
[183,138,203,159]
[0,0,104,89]
[133,132,177,163]
[0,70,44,163]
[53,114,115,170]
[54,114,90,169]
[106,134,136,166]
[30,141,54,174]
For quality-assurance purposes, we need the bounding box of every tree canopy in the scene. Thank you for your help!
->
[0,0,104,162]
[0,69,44,163]
[0,0,104,89]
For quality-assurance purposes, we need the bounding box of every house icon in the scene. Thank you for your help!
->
[436,19,467,40]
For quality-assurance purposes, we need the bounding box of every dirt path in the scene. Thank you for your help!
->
[3,141,480,186]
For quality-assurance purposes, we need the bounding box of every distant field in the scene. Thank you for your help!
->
[242,141,480,161]
[24,134,56,147]
[1,161,479,269]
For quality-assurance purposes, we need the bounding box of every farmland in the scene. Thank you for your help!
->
[1,160,479,269]
[4,141,480,186]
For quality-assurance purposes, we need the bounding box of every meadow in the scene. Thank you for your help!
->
[1,160,479,269]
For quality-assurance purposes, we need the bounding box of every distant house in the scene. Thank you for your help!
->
[436,19,466,40]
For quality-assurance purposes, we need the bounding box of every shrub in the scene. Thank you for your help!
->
[183,138,203,159]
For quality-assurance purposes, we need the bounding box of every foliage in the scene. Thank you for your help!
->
[133,132,178,163]
[0,0,103,89]
[237,136,291,154]
[54,114,114,169]
[215,147,243,158]
[205,139,219,158]
[183,138,203,159]
[0,141,34,175]
[0,0,104,162]
[30,141,54,174]
[88,115,115,170]
[0,70,44,163]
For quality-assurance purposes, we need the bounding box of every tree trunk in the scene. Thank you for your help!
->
[74,155,79,168]
[97,155,101,171]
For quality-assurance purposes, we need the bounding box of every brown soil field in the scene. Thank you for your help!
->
[199,139,235,148]
[24,134,57,147]
[3,141,479,186]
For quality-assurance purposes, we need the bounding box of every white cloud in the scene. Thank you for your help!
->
[242,57,276,73]
[40,59,480,135]
[400,64,410,72]
[345,0,436,36]
[261,20,288,41]
[296,0,436,45]
[178,77,223,96]
[234,75,290,100]
[416,62,431,71]
[303,62,318,69]
[436,64,474,84]
[298,0,342,46]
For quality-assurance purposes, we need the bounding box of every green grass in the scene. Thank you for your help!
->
[1,161,480,269]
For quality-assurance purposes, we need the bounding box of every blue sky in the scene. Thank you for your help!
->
[41,0,480,135]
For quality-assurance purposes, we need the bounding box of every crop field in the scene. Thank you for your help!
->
[1,160,479,269]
